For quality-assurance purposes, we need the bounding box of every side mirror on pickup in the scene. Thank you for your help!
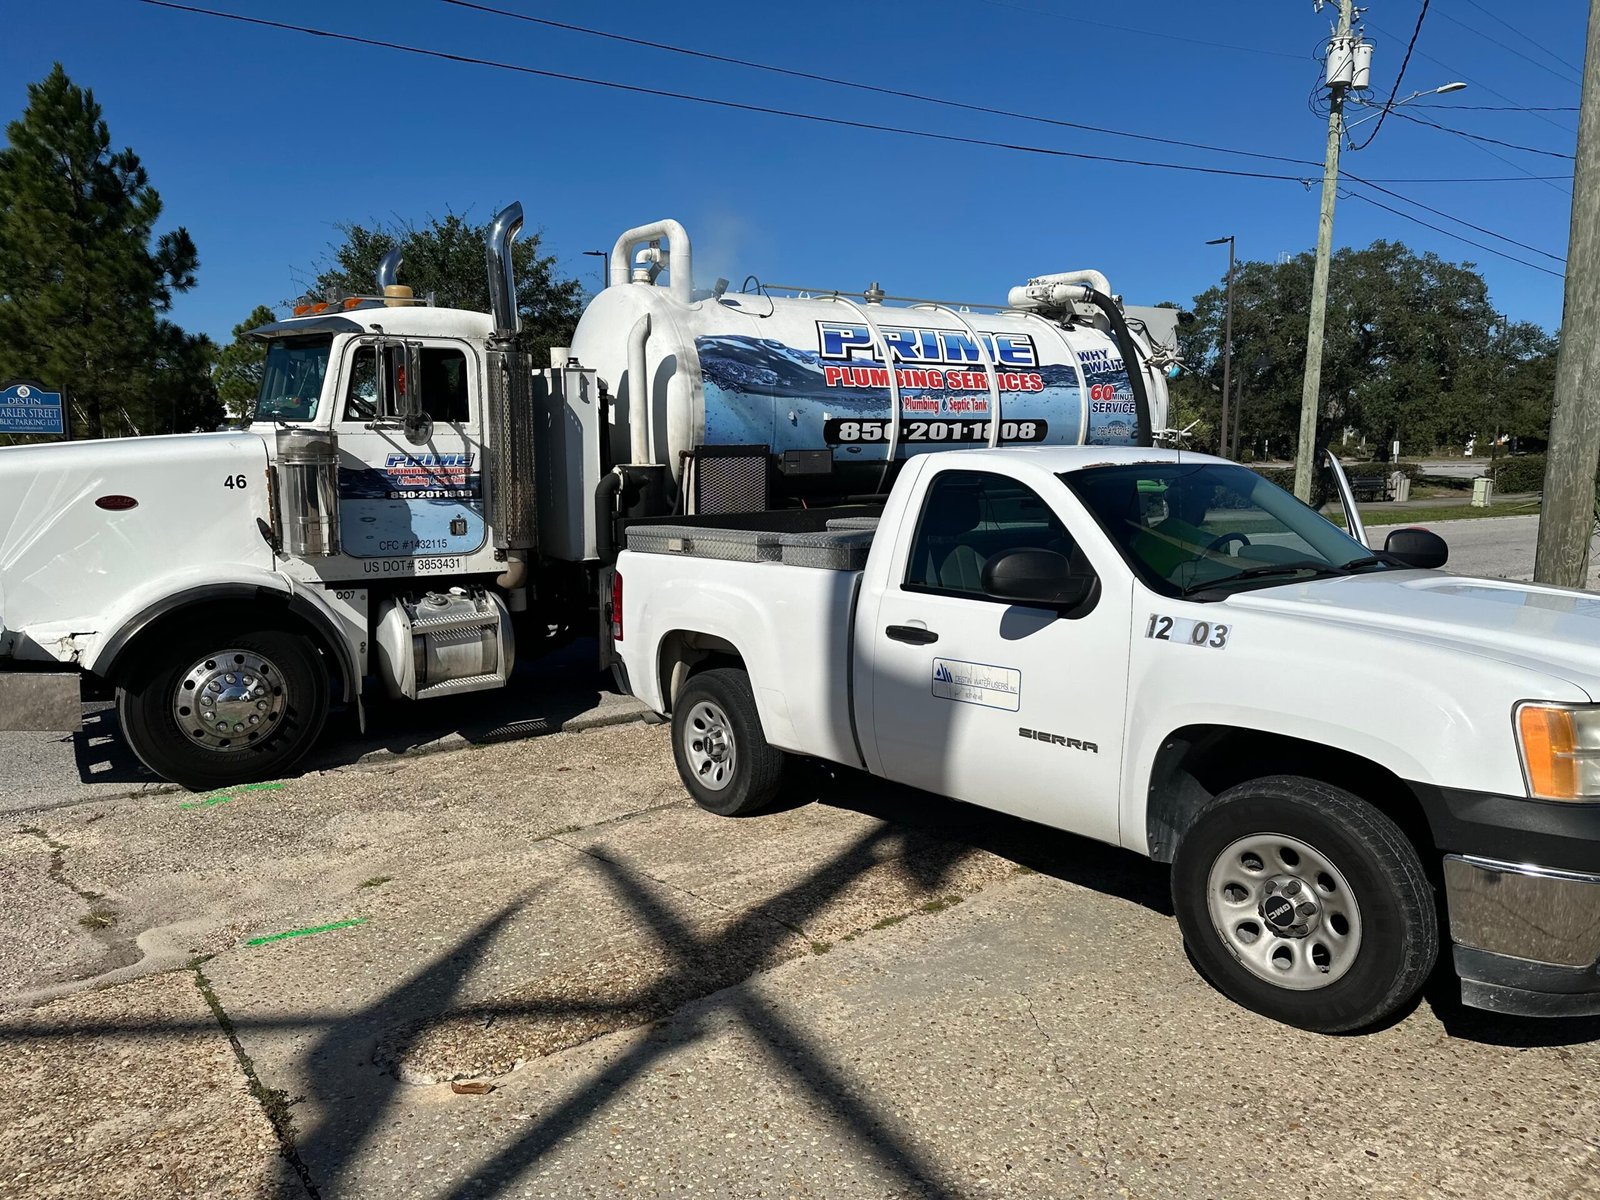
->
[1384,527,1448,570]
[981,548,1096,611]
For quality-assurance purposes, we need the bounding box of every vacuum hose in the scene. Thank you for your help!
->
[1084,289,1154,448]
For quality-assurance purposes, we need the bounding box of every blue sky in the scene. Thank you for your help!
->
[2,0,1583,343]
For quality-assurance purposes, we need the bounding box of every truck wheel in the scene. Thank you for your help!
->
[116,626,330,792]
[1170,775,1438,1034]
[671,668,786,816]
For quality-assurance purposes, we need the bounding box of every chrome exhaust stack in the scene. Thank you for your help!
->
[486,202,524,338]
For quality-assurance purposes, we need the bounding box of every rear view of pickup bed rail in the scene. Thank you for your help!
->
[611,446,1600,1032]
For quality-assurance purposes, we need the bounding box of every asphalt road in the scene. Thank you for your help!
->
[0,512,1579,814]
[4,722,1596,1199]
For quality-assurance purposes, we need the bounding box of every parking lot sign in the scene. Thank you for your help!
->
[0,381,66,436]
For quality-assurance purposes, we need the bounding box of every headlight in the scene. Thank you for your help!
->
[1515,703,1600,802]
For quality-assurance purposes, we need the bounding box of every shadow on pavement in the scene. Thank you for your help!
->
[6,751,1596,1197]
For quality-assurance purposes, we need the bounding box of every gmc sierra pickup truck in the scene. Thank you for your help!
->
[610,446,1600,1032]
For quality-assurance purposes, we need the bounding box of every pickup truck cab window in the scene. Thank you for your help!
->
[1063,462,1385,598]
[905,469,1086,598]
[254,337,331,422]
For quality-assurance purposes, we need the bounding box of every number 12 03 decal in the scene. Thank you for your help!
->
[1145,614,1231,649]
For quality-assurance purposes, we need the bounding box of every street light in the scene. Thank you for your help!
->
[1206,235,1235,458]
[582,249,608,294]
[1344,81,1468,133]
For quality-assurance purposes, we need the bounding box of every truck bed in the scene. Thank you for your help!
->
[616,521,872,766]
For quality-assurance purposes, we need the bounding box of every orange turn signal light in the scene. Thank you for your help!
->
[1518,704,1579,800]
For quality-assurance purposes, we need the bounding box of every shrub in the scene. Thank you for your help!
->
[1489,454,1546,495]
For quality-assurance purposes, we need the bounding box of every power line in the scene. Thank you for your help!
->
[1387,107,1576,160]
[1349,0,1430,151]
[440,0,1324,169]
[1432,8,1581,88]
[1411,103,1579,112]
[1458,0,1583,77]
[1365,19,1578,138]
[1375,103,1575,197]
[1340,188,1565,278]
[1342,172,1567,262]
[973,0,1303,61]
[134,2,1570,189]
[133,1,1327,184]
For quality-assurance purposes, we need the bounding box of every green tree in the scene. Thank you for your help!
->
[0,64,212,439]
[213,304,280,421]
[302,212,584,366]
[1175,240,1535,462]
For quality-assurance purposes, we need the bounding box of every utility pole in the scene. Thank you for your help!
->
[1207,235,1236,457]
[1534,0,1600,588]
[1294,0,1354,502]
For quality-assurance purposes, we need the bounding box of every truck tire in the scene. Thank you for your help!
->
[1170,775,1438,1034]
[671,668,786,817]
[116,626,330,792]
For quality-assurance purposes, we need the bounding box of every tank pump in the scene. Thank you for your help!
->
[609,219,693,305]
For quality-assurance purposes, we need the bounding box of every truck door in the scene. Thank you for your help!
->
[867,466,1129,846]
[335,339,487,561]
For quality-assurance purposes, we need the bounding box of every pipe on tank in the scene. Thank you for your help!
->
[486,202,525,336]
[913,303,1003,448]
[609,220,693,305]
[1007,270,1112,311]
[626,313,652,464]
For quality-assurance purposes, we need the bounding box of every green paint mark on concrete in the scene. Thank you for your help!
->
[180,782,284,811]
[245,918,366,946]
[180,794,236,811]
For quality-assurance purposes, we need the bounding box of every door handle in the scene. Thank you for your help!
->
[885,624,939,645]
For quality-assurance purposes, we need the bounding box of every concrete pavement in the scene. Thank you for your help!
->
[3,723,1597,1199]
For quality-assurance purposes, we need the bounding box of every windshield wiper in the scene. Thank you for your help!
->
[1180,560,1344,597]
[1340,555,1389,572]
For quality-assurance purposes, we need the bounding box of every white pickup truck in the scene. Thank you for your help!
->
[610,445,1600,1032]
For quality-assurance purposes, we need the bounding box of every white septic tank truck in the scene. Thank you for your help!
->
[0,203,1174,789]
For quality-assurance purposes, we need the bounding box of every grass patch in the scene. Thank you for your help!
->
[1324,498,1539,528]
[359,876,392,889]
[919,894,964,915]
[1013,864,1037,876]
[809,940,832,955]
[872,913,908,931]
[78,909,115,930]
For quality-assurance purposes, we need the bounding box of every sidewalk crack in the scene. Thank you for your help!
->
[1019,992,1109,1181]
[191,959,322,1200]
[16,825,115,928]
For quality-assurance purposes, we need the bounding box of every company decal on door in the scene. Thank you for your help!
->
[931,658,1021,712]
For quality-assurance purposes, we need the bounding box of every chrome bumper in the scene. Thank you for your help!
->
[1444,854,1600,1017]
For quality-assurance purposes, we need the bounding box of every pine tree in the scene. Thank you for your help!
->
[0,64,207,439]
[213,305,280,421]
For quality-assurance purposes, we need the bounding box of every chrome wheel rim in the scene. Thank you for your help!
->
[683,700,737,792]
[1206,832,1363,991]
[172,649,286,753]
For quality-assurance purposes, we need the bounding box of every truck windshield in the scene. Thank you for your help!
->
[254,338,331,422]
[1062,462,1388,597]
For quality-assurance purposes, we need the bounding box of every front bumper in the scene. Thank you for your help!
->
[1444,855,1600,1018]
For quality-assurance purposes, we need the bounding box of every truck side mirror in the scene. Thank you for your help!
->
[398,341,431,445]
[1384,527,1448,570]
[981,548,1096,611]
